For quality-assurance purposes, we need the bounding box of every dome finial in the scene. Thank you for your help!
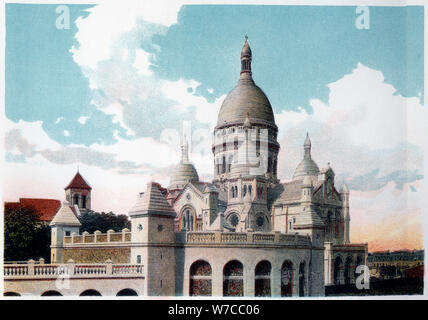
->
[240,36,252,79]
[181,135,189,164]
[304,132,312,159]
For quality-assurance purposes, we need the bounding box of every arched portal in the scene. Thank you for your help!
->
[344,256,353,284]
[334,256,343,285]
[299,261,306,297]
[80,289,101,296]
[41,290,62,296]
[255,260,271,297]
[189,260,212,296]
[117,289,138,296]
[281,260,293,296]
[4,292,21,296]
[223,260,243,296]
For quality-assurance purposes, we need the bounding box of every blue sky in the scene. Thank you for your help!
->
[3,4,425,249]
[6,4,424,147]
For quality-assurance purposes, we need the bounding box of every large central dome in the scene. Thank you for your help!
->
[216,37,276,129]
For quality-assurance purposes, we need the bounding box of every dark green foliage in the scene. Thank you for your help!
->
[4,206,51,262]
[79,210,131,234]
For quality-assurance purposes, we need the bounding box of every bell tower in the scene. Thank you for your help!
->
[64,170,92,213]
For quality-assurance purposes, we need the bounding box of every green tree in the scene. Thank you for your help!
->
[79,210,131,234]
[4,206,51,262]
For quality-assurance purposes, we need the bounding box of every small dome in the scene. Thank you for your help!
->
[168,163,199,190]
[293,158,320,180]
[293,133,320,180]
[341,183,349,194]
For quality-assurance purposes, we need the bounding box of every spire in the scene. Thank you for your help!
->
[240,35,252,80]
[65,171,92,190]
[181,135,189,164]
[304,132,312,159]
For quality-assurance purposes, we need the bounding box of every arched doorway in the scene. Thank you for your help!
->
[41,290,62,296]
[281,260,293,296]
[298,261,305,297]
[117,289,138,296]
[4,292,20,296]
[189,260,212,296]
[223,260,244,296]
[334,256,342,285]
[254,260,271,297]
[344,256,353,284]
[80,289,101,296]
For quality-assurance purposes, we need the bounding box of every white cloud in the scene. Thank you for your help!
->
[55,117,64,124]
[275,63,424,186]
[78,116,90,124]
[63,130,70,137]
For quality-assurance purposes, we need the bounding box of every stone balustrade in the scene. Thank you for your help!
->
[178,231,311,246]
[4,260,144,279]
[63,229,131,245]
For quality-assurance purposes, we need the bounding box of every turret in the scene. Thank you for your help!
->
[129,182,176,296]
[49,201,81,263]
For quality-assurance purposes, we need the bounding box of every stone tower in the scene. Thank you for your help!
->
[50,201,81,263]
[64,170,92,213]
[129,182,176,296]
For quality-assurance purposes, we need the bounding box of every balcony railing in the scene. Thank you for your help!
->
[4,260,144,279]
[177,231,310,246]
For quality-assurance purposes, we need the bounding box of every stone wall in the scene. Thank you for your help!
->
[63,247,130,263]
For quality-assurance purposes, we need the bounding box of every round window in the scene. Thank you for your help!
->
[256,216,265,227]
[230,214,239,227]
[138,224,143,231]
[158,224,163,232]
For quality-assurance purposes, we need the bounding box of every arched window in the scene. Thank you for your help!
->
[281,261,293,296]
[223,260,243,296]
[222,156,226,174]
[248,185,252,196]
[4,292,21,296]
[344,256,352,284]
[190,260,212,296]
[243,185,247,197]
[334,256,342,285]
[255,260,271,297]
[41,290,62,296]
[80,289,101,296]
[117,289,138,296]
[299,261,305,297]
[228,155,233,172]
[82,195,87,209]
[73,194,79,206]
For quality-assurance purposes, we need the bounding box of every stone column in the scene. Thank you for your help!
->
[211,262,223,297]
[243,263,254,297]
[94,230,101,242]
[105,259,113,275]
[107,229,114,242]
[28,259,35,276]
[67,259,75,276]
[271,264,281,297]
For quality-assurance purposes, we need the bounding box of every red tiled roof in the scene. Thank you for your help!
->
[4,198,61,222]
[64,172,92,190]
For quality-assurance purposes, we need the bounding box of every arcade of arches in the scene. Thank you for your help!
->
[189,259,304,297]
